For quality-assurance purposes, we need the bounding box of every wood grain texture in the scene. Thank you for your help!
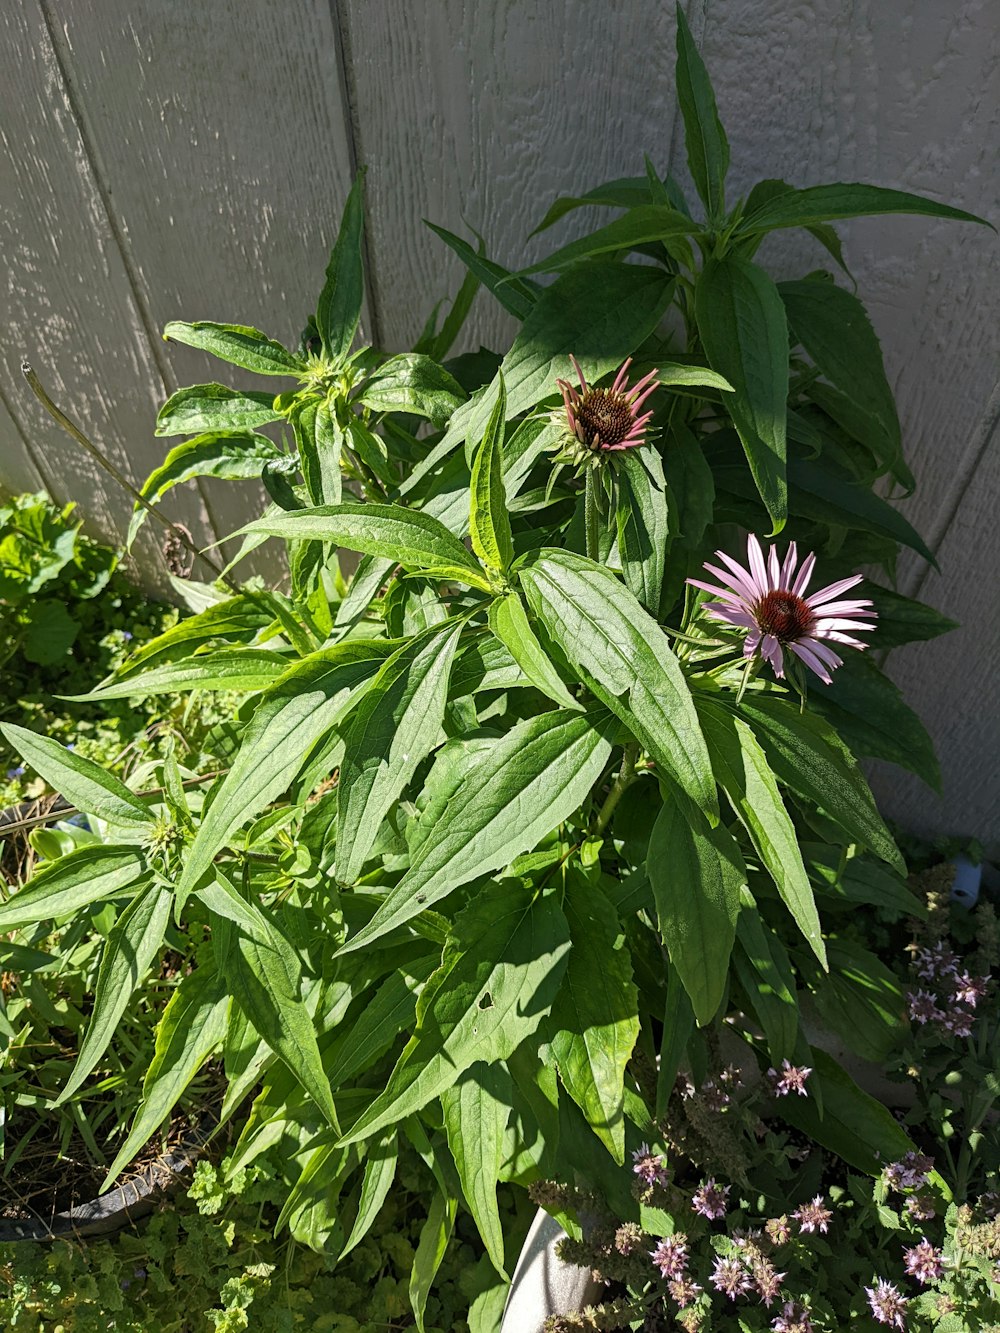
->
[0,0,217,594]
[341,0,680,352]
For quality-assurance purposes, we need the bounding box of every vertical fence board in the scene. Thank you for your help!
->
[42,0,366,563]
[0,1,218,595]
[341,0,680,353]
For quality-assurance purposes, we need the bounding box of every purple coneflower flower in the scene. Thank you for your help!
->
[772,1300,814,1332]
[866,1278,909,1328]
[768,1059,812,1097]
[792,1196,832,1234]
[885,1152,934,1192]
[554,355,659,458]
[667,1276,702,1308]
[711,1255,752,1300]
[688,535,876,683]
[650,1233,689,1280]
[903,1238,944,1284]
[632,1142,669,1187]
[692,1177,730,1220]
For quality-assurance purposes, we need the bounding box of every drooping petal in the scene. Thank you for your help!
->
[788,639,833,684]
[808,599,876,618]
[802,638,843,672]
[687,577,746,604]
[760,633,784,677]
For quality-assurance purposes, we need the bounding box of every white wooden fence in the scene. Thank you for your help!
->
[1,1,997,847]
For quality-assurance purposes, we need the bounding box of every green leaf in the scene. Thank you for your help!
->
[648,794,745,1024]
[697,700,826,965]
[616,447,670,614]
[178,642,388,894]
[808,851,924,919]
[113,594,272,677]
[316,170,367,363]
[360,353,466,425]
[293,396,343,507]
[469,374,514,573]
[738,182,991,235]
[155,383,280,437]
[781,279,903,477]
[808,938,906,1063]
[734,890,798,1061]
[518,205,698,275]
[549,875,640,1162]
[339,881,571,1143]
[1,722,153,833]
[410,262,675,489]
[864,584,957,649]
[531,176,654,234]
[809,654,940,787]
[674,3,730,220]
[21,599,78,665]
[737,694,902,870]
[410,1190,457,1333]
[337,710,613,954]
[102,967,229,1188]
[442,1062,512,1275]
[56,884,172,1104]
[200,873,338,1129]
[241,502,492,590]
[0,844,148,930]
[340,1133,398,1258]
[487,592,581,711]
[163,321,304,375]
[424,221,538,321]
[324,963,428,1091]
[336,621,463,884]
[695,256,788,531]
[657,363,733,392]
[128,430,283,546]
[776,1048,914,1173]
[68,649,290,701]
[664,423,715,551]
[518,549,717,817]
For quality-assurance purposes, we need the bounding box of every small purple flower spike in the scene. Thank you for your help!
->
[792,1196,832,1234]
[650,1233,689,1280]
[767,1059,812,1097]
[688,534,876,683]
[865,1277,909,1328]
[692,1177,730,1220]
[903,1237,944,1285]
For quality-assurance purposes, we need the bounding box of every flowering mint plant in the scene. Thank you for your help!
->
[0,5,990,1319]
[537,882,1000,1330]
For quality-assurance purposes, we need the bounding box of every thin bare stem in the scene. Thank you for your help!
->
[21,360,240,593]
[0,769,227,839]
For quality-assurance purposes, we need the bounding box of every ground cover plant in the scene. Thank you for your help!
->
[0,7,992,1328]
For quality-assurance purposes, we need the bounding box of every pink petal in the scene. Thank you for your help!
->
[744,628,762,654]
[714,546,768,599]
[747,535,769,593]
[788,640,833,683]
[820,631,871,649]
[806,574,864,607]
[807,600,876,618]
[570,354,588,395]
[611,357,633,394]
[802,638,843,671]
[705,558,758,603]
[688,577,746,604]
[707,606,758,629]
[813,617,876,633]
[791,552,816,597]
[780,541,799,589]
[760,633,785,678]
[767,543,781,588]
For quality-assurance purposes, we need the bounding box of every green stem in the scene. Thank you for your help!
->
[592,743,641,837]
[584,469,600,562]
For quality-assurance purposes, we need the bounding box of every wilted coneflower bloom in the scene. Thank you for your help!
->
[866,1278,909,1328]
[768,1059,812,1097]
[553,355,659,463]
[903,1238,945,1284]
[688,534,876,684]
[692,1177,730,1220]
